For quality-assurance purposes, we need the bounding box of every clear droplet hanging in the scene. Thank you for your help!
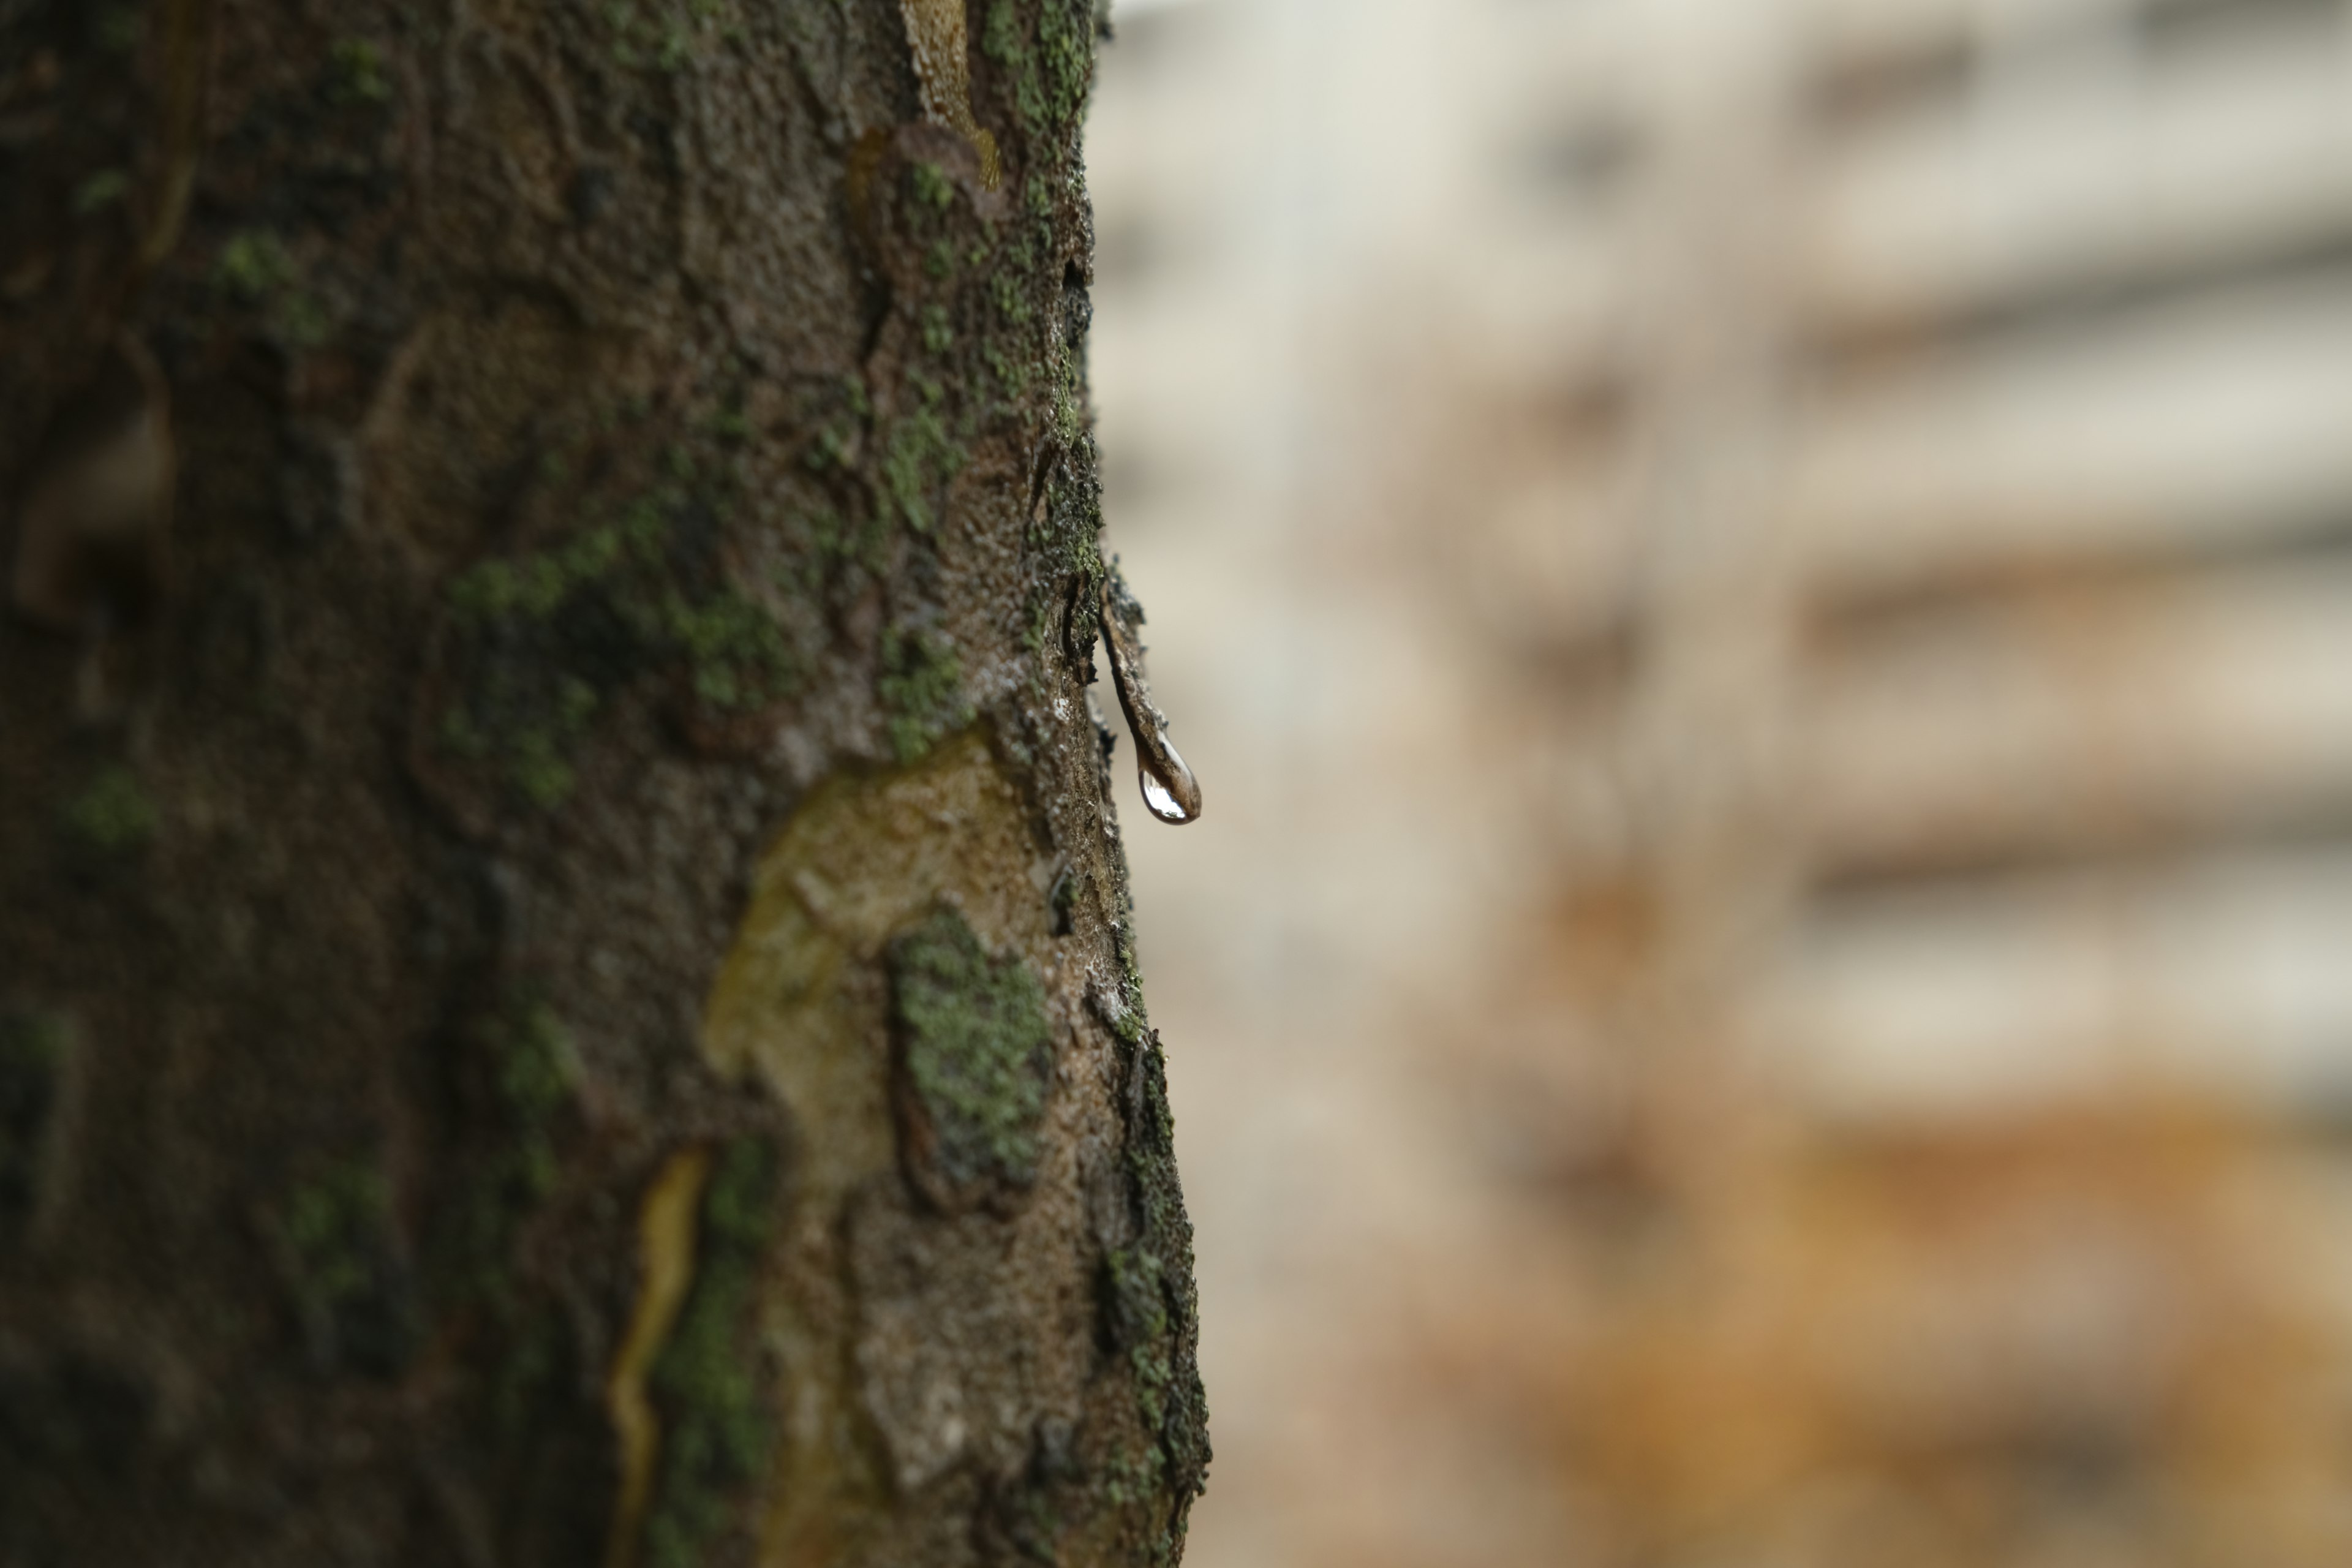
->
[1099,568,1202,826]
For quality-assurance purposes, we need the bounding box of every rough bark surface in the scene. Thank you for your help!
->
[0,1,1207,1563]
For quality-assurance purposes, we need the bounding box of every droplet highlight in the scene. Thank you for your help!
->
[1099,570,1203,827]
[1137,736,1200,827]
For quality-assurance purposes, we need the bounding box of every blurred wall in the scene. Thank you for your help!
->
[1088,1,2352,1564]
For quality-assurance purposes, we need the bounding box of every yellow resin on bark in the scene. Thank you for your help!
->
[899,0,1001,187]
[697,731,1054,1557]
[603,1145,714,1568]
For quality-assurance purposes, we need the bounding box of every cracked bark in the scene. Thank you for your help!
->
[0,1,1205,1564]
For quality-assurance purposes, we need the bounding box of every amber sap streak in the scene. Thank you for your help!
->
[898,0,1001,188]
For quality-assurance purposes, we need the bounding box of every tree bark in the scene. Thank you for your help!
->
[0,1,1207,1563]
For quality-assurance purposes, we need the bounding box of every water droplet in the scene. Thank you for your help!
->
[1138,734,1200,826]
[1099,567,1203,827]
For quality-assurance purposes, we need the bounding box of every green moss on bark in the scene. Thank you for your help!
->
[1099,925,1210,1562]
[879,390,965,535]
[61,766,156,856]
[983,0,1099,137]
[878,626,973,763]
[886,906,1054,1207]
[430,449,804,815]
[641,1135,783,1568]
[278,1156,417,1376]
[433,993,581,1312]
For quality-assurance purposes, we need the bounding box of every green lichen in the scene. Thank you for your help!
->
[442,995,579,1308]
[281,1156,416,1375]
[604,0,725,71]
[285,1165,386,1305]
[1095,908,1210,1558]
[1050,348,1085,447]
[979,252,1041,411]
[641,1135,781,1568]
[982,0,1097,135]
[489,998,577,1205]
[213,231,295,303]
[802,502,892,586]
[328,38,391,104]
[435,464,803,810]
[886,907,1052,1200]
[878,626,971,764]
[879,393,964,535]
[63,765,156,854]
[910,160,956,212]
[276,292,332,349]
[920,303,956,356]
[72,168,129,214]
[437,627,603,809]
[984,0,1048,133]
[0,1010,68,1246]
[802,423,853,475]
[983,341,1030,401]
[1036,0,1096,129]
[1032,432,1107,598]
[1104,1246,1174,1429]
[447,505,660,625]
[211,230,336,348]
[666,590,796,712]
[989,269,1031,325]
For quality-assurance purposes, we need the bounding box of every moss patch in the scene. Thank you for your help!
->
[327,38,391,105]
[72,168,130,214]
[1102,1245,1174,1431]
[439,993,579,1308]
[639,1135,782,1568]
[211,228,332,349]
[983,1,1046,134]
[982,0,1099,137]
[279,1156,417,1376]
[878,625,971,764]
[665,587,797,712]
[1036,0,1098,131]
[910,159,956,213]
[431,464,802,815]
[603,0,736,72]
[1096,918,1210,1562]
[886,906,1052,1209]
[878,390,964,536]
[213,230,295,301]
[61,764,157,856]
[485,996,577,1212]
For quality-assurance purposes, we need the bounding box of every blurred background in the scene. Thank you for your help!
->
[1085,0,2352,1564]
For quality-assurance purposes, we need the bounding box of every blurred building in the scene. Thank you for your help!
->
[1089,1,2352,1564]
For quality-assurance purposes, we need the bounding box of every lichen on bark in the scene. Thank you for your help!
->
[0,0,1203,1561]
[889,903,1055,1210]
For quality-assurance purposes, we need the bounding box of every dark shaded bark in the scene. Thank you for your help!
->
[0,1,1207,1563]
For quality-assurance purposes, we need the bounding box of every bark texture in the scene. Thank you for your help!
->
[0,1,1207,1563]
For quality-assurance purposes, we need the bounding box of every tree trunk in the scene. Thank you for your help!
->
[0,1,1207,1563]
